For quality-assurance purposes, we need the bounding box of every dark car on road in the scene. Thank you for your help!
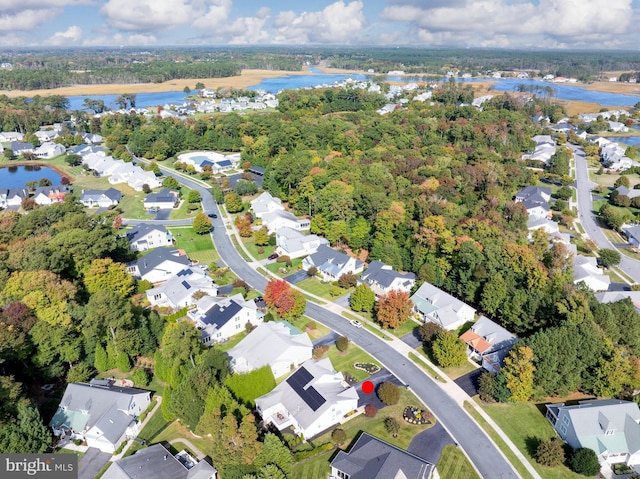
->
[207,213,218,218]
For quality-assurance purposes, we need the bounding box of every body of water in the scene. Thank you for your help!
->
[0,165,62,189]
[607,136,640,146]
[66,91,189,111]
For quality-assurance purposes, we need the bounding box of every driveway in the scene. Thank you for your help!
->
[78,447,111,479]
[454,368,483,397]
[408,421,455,464]
[284,270,309,285]
[154,209,172,220]
[401,329,423,349]
[333,292,351,309]
[312,331,339,347]
[354,368,405,408]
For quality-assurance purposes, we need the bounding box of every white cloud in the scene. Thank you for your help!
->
[381,0,634,48]
[100,0,198,31]
[82,32,157,46]
[48,25,83,46]
[0,8,63,32]
[273,0,366,44]
[0,0,89,13]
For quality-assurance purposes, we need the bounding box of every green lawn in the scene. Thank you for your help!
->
[296,277,350,300]
[438,444,481,479]
[224,366,276,407]
[169,195,202,220]
[242,237,275,260]
[292,449,333,479]
[167,226,219,264]
[384,318,420,339]
[287,316,331,340]
[408,352,446,383]
[480,401,585,479]
[265,258,304,278]
[325,344,381,382]
[214,330,248,352]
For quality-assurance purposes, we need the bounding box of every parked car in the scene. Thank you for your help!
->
[207,213,218,218]
[254,296,264,303]
[350,320,363,328]
[268,253,279,260]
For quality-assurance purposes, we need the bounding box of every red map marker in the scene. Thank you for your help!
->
[362,380,374,394]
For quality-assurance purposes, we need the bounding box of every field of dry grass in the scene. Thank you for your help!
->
[2,69,310,98]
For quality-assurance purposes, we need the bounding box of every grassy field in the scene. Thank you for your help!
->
[224,366,276,407]
[167,226,218,264]
[480,401,585,479]
[291,448,334,479]
[385,318,420,338]
[437,444,481,479]
[325,344,381,382]
[296,277,351,300]
[287,316,331,340]
[242,237,275,261]
[265,258,304,277]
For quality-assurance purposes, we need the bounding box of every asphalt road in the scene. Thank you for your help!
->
[154,164,521,479]
[571,144,640,283]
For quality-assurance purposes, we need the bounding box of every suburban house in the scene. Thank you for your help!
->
[527,216,560,237]
[187,293,263,345]
[143,188,180,210]
[125,247,191,284]
[80,188,122,208]
[330,432,436,479]
[250,191,285,218]
[411,282,475,330]
[616,186,640,201]
[0,131,24,142]
[49,379,151,454]
[301,244,365,281]
[521,136,556,164]
[10,141,34,156]
[227,321,313,378]
[573,255,611,291]
[34,141,66,159]
[261,210,310,234]
[595,291,640,312]
[126,170,162,192]
[255,358,359,439]
[126,224,174,252]
[146,267,217,310]
[102,443,217,479]
[546,399,640,468]
[358,260,416,297]
[515,186,552,204]
[460,316,518,373]
[624,225,640,248]
[33,185,71,205]
[0,188,29,209]
[275,226,329,259]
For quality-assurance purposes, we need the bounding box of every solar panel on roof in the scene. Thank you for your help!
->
[181,281,191,290]
[177,270,188,277]
[286,367,326,411]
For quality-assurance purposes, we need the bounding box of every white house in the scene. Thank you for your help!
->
[522,136,556,164]
[301,244,365,281]
[546,400,640,468]
[514,186,552,204]
[275,227,329,259]
[573,255,611,291]
[34,142,65,158]
[103,444,217,479]
[0,188,29,209]
[79,188,122,208]
[255,358,359,439]
[49,379,151,454]
[143,188,180,210]
[187,293,263,345]
[146,267,217,310]
[228,321,313,378]
[250,191,285,218]
[0,131,24,142]
[460,316,518,373]
[33,185,71,205]
[261,210,310,234]
[623,225,640,247]
[411,282,475,330]
[358,261,416,297]
[126,170,162,191]
[126,224,174,252]
[125,247,191,284]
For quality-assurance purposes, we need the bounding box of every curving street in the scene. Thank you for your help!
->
[151,165,521,479]
[571,144,640,283]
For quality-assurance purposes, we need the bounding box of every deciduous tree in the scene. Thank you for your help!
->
[375,290,413,329]
[432,330,467,368]
[350,283,375,312]
[82,258,134,297]
[502,345,535,401]
[193,212,212,234]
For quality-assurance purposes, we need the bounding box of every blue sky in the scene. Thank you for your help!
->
[0,0,639,49]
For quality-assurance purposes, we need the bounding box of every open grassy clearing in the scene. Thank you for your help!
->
[242,237,275,261]
[437,444,481,479]
[324,343,381,382]
[296,277,351,300]
[291,448,334,479]
[167,226,218,264]
[287,316,331,340]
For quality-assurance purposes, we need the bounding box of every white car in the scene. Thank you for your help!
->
[350,319,363,328]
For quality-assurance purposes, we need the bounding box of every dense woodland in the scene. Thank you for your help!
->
[1,47,640,90]
[2,64,640,470]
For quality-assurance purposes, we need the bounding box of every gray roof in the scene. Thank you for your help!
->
[10,141,33,151]
[143,188,179,205]
[103,444,216,479]
[127,248,190,278]
[147,267,216,306]
[50,380,150,442]
[34,185,70,196]
[308,244,363,275]
[515,186,551,203]
[81,187,122,202]
[331,432,435,479]
[465,316,517,354]
[360,260,416,289]
[126,223,170,244]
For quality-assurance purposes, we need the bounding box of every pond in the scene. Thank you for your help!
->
[0,165,62,189]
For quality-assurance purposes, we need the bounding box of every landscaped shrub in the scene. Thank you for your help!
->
[570,448,600,476]
[536,437,565,467]
[385,416,400,437]
[377,382,400,406]
[312,345,329,359]
[307,266,318,276]
[364,404,377,417]
[329,286,343,297]
[336,336,349,352]
[478,372,497,403]
[331,428,347,445]
[418,322,442,345]
[337,272,357,289]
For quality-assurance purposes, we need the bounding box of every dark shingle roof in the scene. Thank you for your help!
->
[126,224,169,243]
[128,248,189,277]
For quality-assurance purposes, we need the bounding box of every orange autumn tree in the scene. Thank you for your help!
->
[264,279,306,319]
[375,289,413,329]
